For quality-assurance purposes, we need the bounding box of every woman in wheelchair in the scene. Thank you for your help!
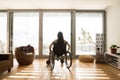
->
[46,31,70,65]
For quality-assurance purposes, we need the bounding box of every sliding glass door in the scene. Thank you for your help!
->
[7,10,105,57]
[0,13,7,53]
[76,12,103,55]
[43,12,71,56]
[13,12,39,55]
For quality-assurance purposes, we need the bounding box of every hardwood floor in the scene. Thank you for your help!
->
[0,59,120,80]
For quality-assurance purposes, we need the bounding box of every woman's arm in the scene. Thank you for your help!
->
[66,41,70,51]
[49,40,56,51]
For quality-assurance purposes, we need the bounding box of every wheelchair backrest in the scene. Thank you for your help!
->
[53,41,66,56]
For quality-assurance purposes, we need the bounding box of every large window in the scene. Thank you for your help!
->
[0,13,7,53]
[76,12,103,55]
[43,12,71,55]
[1,10,105,57]
[13,12,39,55]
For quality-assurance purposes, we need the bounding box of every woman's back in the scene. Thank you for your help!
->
[53,40,66,57]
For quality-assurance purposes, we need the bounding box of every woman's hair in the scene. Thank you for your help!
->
[57,32,64,43]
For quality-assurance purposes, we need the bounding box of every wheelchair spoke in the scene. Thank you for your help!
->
[49,52,55,70]
[65,51,72,69]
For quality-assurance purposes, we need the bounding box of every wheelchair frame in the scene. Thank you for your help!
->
[49,51,72,70]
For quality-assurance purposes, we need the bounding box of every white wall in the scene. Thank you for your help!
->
[0,0,114,9]
[106,0,120,52]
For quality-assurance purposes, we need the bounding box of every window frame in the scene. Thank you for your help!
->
[75,11,105,56]
[1,9,106,58]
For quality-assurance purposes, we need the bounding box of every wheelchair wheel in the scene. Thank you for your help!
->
[49,52,55,70]
[65,51,72,69]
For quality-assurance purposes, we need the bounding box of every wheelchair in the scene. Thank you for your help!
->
[47,50,72,70]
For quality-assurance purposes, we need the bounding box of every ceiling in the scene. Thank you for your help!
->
[0,0,118,10]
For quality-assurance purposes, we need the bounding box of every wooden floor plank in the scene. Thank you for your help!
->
[0,59,120,80]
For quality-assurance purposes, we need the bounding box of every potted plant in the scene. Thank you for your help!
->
[110,44,118,53]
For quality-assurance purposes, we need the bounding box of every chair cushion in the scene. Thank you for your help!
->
[79,55,94,62]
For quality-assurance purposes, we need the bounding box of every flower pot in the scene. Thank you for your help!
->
[111,48,117,54]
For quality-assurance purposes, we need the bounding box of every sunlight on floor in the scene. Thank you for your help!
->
[1,59,111,80]
[16,72,39,75]
[9,75,38,78]
[4,67,110,80]
[75,68,110,80]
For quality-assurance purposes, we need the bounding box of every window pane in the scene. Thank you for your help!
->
[0,13,7,53]
[13,12,39,55]
[43,12,71,55]
[76,12,103,55]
